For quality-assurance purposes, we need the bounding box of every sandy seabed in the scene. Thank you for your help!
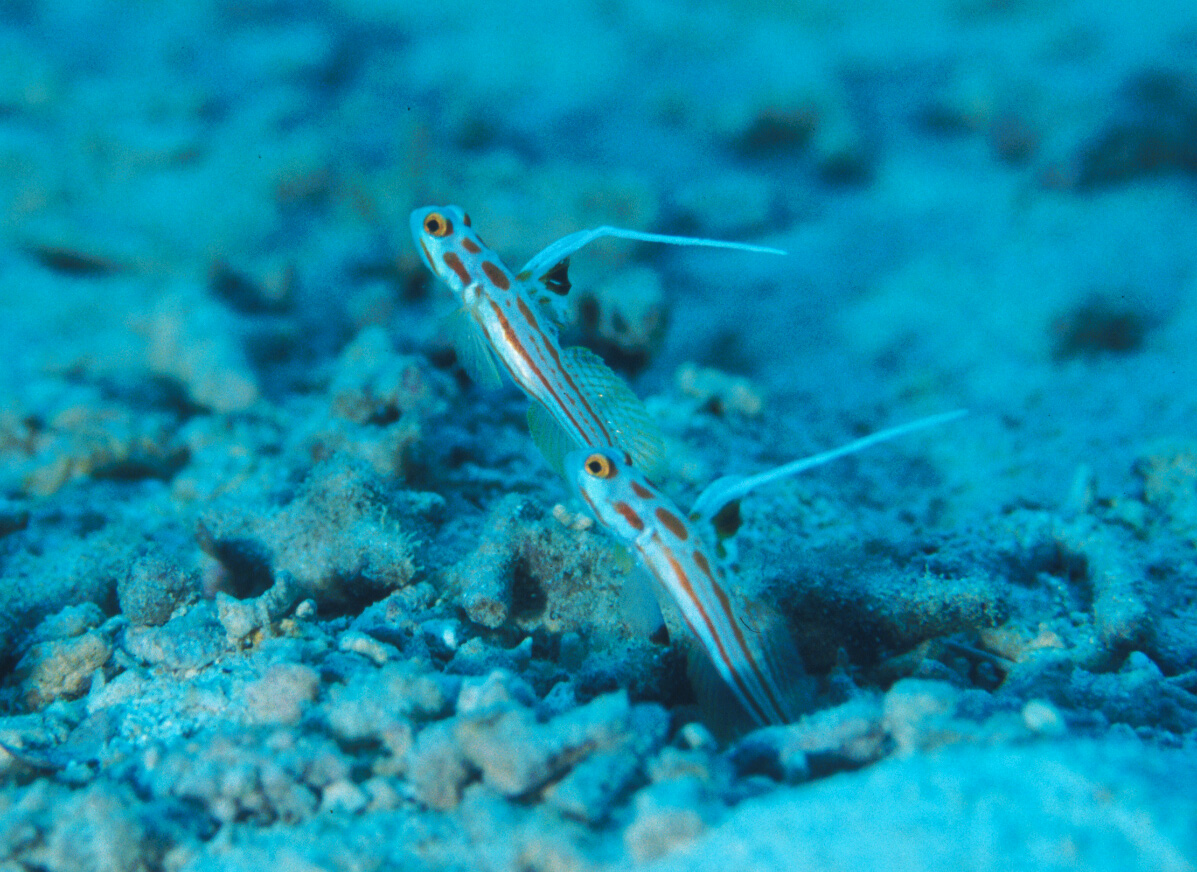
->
[0,1,1195,870]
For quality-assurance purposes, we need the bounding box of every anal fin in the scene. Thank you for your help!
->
[690,595,814,739]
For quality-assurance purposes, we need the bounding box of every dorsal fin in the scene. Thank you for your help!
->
[689,410,968,523]
[517,226,787,287]
[517,258,573,329]
[441,307,503,390]
[562,346,665,479]
[541,258,571,296]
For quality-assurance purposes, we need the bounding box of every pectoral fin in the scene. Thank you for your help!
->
[688,596,814,738]
[441,307,503,390]
[619,563,667,641]
[527,401,581,476]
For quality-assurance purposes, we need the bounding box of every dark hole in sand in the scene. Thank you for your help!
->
[509,560,547,621]
[198,531,274,600]
[735,111,816,156]
[1051,295,1149,360]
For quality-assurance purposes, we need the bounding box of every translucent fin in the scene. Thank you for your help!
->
[442,308,503,390]
[525,258,574,328]
[539,258,572,296]
[737,597,816,724]
[687,645,760,742]
[689,409,968,523]
[620,565,666,639]
[610,543,636,574]
[563,346,666,478]
[527,401,580,475]
[688,598,814,738]
[518,227,787,285]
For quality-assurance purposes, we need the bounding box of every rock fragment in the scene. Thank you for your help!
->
[122,602,228,671]
[145,282,260,413]
[1054,517,1152,661]
[407,720,473,810]
[446,494,526,630]
[624,777,711,865]
[14,605,114,710]
[244,664,320,725]
[545,749,640,823]
[456,691,631,798]
[323,658,454,745]
[117,551,196,627]
[200,459,419,614]
[215,575,302,643]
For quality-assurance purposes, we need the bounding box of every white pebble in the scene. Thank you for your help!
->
[1021,699,1066,737]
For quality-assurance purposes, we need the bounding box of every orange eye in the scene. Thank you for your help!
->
[423,212,452,237]
[584,453,615,479]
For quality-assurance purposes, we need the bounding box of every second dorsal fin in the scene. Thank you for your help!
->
[562,346,665,479]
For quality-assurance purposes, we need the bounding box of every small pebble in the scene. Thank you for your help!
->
[407,721,472,810]
[339,630,398,666]
[319,779,368,814]
[678,722,717,753]
[457,669,536,716]
[15,631,112,710]
[624,778,710,864]
[1021,700,1067,737]
[245,664,321,725]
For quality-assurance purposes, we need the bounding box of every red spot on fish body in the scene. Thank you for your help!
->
[442,252,472,286]
[481,261,511,290]
[516,298,540,331]
[613,501,644,530]
[655,507,689,541]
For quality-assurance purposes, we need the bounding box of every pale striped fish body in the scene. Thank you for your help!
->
[566,446,799,727]
[565,411,969,728]
[410,205,786,477]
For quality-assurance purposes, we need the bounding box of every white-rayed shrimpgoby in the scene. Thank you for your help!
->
[411,204,785,477]
[565,410,966,728]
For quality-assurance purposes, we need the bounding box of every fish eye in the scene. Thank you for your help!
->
[584,453,615,479]
[423,212,452,237]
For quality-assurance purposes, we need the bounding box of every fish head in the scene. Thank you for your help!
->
[565,446,656,543]
[409,205,497,300]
